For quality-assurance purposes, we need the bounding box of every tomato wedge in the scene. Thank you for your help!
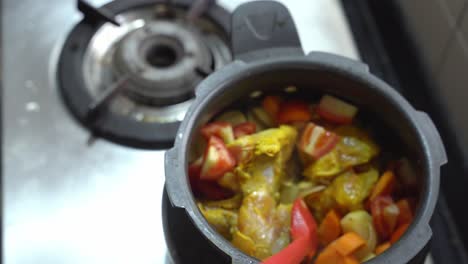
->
[233,122,257,138]
[370,196,400,240]
[317,95,357,124]
[200,136,236,180]
[200,122,235,144]
[298,122,339,160]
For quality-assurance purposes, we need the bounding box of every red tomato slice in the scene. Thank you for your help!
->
[188,156,203,179]
[233,122,257,138]
[371,196,400,240]
[188,157,203,195]
[277,101,312,124]
[197,182,234,200]
[396,199,414,226]
[299,122,339,160]
[200,122,235,144]
[200,136,236,180]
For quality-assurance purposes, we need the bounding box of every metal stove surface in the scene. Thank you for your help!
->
[3,0,358,263]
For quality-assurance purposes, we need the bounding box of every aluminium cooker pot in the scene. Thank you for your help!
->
[163,1,447,263]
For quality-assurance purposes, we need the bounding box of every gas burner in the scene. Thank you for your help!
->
[59,0,231,148]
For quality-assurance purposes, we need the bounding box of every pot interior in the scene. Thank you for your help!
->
[185,64,429,261]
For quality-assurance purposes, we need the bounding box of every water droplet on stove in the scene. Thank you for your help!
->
[25,102,40,112]
[134,112,144,121]
[25,80,38,92]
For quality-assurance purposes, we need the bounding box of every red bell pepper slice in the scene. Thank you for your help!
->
[200,122,235,144]
[200,136,236,180]
[262,237,310,264]
[370,196,400,240]
[233,122,257,138]
[298,122,339,160]
[276,101,312,124]
[262,198,318,264]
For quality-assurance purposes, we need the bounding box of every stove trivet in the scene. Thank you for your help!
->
[58,0,231,148]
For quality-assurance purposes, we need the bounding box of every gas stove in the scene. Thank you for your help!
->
[58,0,232,148]
[3,0,357,263]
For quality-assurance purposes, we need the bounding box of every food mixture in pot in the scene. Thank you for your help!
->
[188,91,419,264]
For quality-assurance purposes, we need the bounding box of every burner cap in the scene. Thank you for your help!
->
[58,0,231,148]
[114,21,212,106]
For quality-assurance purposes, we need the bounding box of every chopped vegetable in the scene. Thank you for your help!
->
[200,136,236,180]
[395,158,418,191]
[370,196,399,240]
[192,93,419,263]
[234,122,257,138]
[262,236,310,264]
[315,232,366,264]
[390,223,410,244]
[277,101,312,124]
[369,170,396,201]
[375,242,391,255]
[251,107,275,128]
[318,209,342,245]
[314,245,342,264]
[201,122,235,144]
[215,110,247,126]
[262,198,317,264]
[262,95,282,119]
[396,199,414,225]
[333,232,366,256]
[299,123,339,160]
[340,210,377,260]
[317,95,358,124]
[291,199,318,244]
[331,169,379,211]
[204,194,243,209]
[217,172,240,192]
[303,126,379,181]
[198,203,238,240]
[188,156,203,180]
[197,182,234,200]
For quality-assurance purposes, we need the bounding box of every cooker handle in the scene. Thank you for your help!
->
[231,1,304,62]
[416,111,447,166]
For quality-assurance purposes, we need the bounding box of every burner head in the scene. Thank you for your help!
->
[114,21,212,106]
[58,1,231,148]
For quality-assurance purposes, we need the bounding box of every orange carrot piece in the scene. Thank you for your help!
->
[390,223,410,244]
[370,170,396,201]
[343,256,360,264]
[396,199,413,225]
[315,246,343,264]
[262,95,282,119]
[375,242,391,255]
[276,101,312,124]
[333,232,366,256]
[319,209,342,246]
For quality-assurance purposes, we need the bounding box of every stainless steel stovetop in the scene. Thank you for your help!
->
[3,0,358,263]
